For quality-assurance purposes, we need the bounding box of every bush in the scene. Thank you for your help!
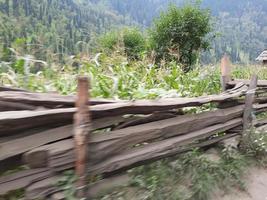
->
[149,2,212,71]
[98,28,146,60]
[98,30,120,51]
[123,28,146,59]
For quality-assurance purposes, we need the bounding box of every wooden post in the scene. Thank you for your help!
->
[240,74,258,151]
[243,74,258,132]
[220,54,231,91]
[74,76,90,199]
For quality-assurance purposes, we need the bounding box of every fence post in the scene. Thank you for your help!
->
[74,76,90,199]
[220,54,231,91]
[243,74,258,132]
[240,74,258,151]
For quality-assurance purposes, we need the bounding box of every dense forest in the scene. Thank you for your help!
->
[0,0,266,64]
[0,0,133,63]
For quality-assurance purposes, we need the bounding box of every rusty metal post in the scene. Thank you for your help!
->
[220,54,231,91]
[74,76,90,199]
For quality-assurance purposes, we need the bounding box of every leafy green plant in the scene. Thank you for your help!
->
[57,171,77,200]
[99,28,146,60]
[241,127,267,160]
[98,31,120,52]
[129,148,248,200]
[122,28,146,59]
[149,2,213,71]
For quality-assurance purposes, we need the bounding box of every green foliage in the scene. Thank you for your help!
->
[99,28,146,60]
[11,59,25,74]
[0,53,221,99]
[99,31,120,51]
[129,148,248,200]
[149,3,212,71]
[122,28,146,59]
[57,171,77,200]
[0,0,132,63]
[241,127,267,159]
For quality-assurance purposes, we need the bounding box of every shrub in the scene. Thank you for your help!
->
[98,28,146,60]
[122,28,146,59]
[98,30,120,51]
[149,2,212,71]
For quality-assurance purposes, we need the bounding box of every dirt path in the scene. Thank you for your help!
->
[213,167,267,200]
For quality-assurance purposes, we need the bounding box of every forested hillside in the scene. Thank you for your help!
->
[0,0,132,63]
[0,0,266,64]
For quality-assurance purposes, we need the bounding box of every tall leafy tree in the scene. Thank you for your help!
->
[149,3,212,71]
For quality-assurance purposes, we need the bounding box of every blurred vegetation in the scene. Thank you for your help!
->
[0,52,222,99]
[99,28,146,60]
[149,3,212,71]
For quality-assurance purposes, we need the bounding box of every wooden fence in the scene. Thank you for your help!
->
[1,62,267,199]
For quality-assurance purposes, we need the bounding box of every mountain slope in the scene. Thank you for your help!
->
[0,0,266,63]
[0,0,131,62]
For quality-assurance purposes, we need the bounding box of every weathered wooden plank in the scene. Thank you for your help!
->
[0,86,27,92]
[0,84,247,136]
[0,112,178,165]
[87,121,241,175]
[255,118,267,127]
[0,100,36,111]
[0,108,75,136]
[0,131,239,197]
[24,105,244,168]
[256,124,267,132]
[88,106,244,163]
[254,103,267,114]
[25,176,60,200]
[49,119,241,173]
[0,168,51,195]
[0,125,72,162]
[0,91,120,108]
[228,79,267,87]
[0,115,128,164]
[26,174,130,200]
[113,111,178,130]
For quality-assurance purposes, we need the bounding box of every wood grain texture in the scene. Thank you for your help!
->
[0,100,36,111]
[87,120,241,175]
[0,86,27,92]
[23,105,244,169]
[0,83,247,136]
[47,118,241,173]
[0,91,120,108]
[0,115,128,165]
[228,79,267,87]
[0,168,51,195]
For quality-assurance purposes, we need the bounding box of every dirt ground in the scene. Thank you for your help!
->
[212,167,267,200]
